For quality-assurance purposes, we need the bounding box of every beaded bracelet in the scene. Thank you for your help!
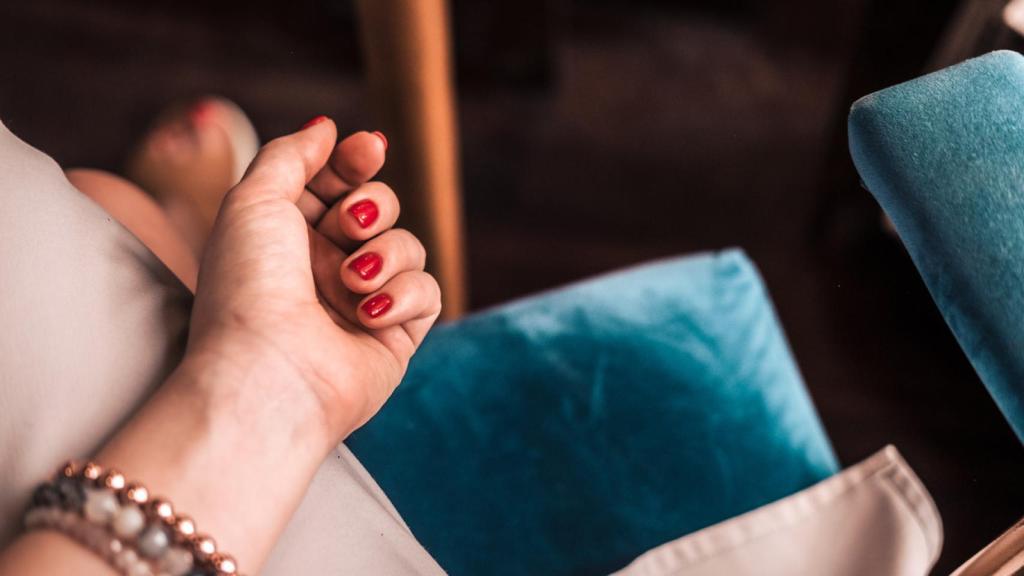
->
[24,461,241,576]
[25,505,158,575]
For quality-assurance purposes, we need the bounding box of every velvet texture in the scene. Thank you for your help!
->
[346,249,838,575]
[849,51,1024,443]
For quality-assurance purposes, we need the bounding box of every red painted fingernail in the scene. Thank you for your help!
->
[302,115,328,129]
[372,131,388,150]
[362,293,393,318]
[348,252,383,280]
[348,199,379,229]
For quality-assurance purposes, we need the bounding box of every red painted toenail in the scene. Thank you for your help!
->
[347,199,379,229]
[349,252,383,280]
[372,131,388,151]
[362,293,392,318]
[302,115,329,129]
[189,100,216,125]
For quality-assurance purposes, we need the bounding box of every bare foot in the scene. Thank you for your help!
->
[125,97,259,256]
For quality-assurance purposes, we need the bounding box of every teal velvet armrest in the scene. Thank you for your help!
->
[849,50,1024,443]
[346,249,837,575]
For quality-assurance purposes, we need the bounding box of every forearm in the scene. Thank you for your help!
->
[0,353,331,574]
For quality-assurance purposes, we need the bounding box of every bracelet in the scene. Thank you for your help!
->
[25,505,155,574]
[24,461,241,576]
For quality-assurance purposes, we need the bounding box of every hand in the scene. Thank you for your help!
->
[186,118,441,446]
[0,119,442,575]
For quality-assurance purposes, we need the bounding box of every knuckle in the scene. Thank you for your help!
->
[392,229,426,264]
[391,227,416,244]
[424,275,443,313]
[422,272,441,299]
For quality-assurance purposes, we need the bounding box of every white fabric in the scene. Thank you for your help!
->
[614,445,942,576]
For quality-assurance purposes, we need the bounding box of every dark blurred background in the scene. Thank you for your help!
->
[2,0,1023,572]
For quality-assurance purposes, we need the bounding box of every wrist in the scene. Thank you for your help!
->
[176,334,334,457]
[94,349,332,570]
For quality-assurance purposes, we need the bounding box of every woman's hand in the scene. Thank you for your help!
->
[187,119,441,447]
[0,120,442,574]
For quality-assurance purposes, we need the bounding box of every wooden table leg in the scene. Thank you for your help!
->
[355,0,468,319]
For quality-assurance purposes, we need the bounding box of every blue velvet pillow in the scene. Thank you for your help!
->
[346,249,837,575]
[849,51,1024,443]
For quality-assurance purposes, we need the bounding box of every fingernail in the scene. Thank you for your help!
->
[348,252,383,280]
[362,294,393,318]
[372,130,388,150]
[302,115,329,129]
[348,199,379,229]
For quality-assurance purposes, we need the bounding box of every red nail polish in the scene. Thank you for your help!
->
[347,199,379,229]
[372,130,388,150]
[362,294,392,318]
[302,115,328,129]
[189,100,216,125]
[348,252,383,280]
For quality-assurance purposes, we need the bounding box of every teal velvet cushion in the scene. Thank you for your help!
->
[346,249,838,575]
[849,51,1024,443]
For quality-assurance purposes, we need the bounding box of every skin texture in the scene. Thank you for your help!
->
[0,119,441,574]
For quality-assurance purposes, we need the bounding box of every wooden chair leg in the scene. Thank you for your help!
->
[355,0,468,319]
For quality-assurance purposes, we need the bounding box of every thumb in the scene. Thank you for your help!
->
[228,117,338,207]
